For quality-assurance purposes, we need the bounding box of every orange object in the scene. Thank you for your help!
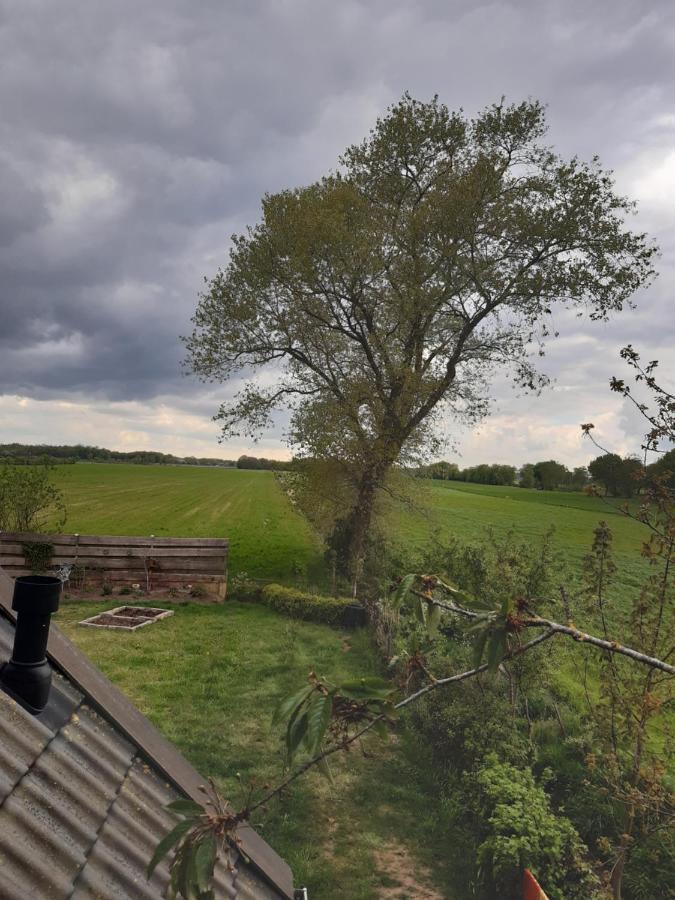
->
[523,869,549,900]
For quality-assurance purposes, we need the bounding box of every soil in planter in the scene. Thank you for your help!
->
[86,613,150,628]
[114,606,165,619]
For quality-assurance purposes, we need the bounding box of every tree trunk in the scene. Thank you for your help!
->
[344,471,379,577]
[341,455,395,581]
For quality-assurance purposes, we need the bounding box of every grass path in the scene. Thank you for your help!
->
[56,599,458,899]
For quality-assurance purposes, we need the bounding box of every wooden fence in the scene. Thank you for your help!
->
[0,532,228,599]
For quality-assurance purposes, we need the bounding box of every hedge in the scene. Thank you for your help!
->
[237,582,357,626]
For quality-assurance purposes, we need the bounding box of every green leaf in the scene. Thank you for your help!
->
[272,684,314,727]
[472,627,489,669]
[286,706,309,760]
[390,573,416,609]
[166,799,205,818]
[147,817,194,879]
[169,843,191,900]
[413,595,427,626]
[194,834,217,893]
[427,603,441,634]
[437,580,478,607]
[486,630,507,672]
[304,691,332,756]
[372,718,389,740]
[338,677,395,701]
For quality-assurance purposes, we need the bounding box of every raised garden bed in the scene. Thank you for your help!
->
[79,606,174,631]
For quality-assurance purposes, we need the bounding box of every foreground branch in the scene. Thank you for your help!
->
[416,588,675,675]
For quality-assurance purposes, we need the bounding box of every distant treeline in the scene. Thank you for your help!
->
[416,459,589,490]
[235,455,293,471]
[0,443,296,471]
[418,450,675,496]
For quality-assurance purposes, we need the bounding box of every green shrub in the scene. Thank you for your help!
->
[473,756,601,900]
[258,583,355,626]
[227,572,263,603]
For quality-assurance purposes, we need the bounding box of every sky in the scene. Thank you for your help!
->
[0,0,673,467]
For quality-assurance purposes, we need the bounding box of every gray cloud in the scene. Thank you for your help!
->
[0,0,673,457]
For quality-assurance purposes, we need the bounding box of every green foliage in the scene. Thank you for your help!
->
[0,464,66,532]
[473,757,601,900]
[589,452,644,497]
[388,529,560,671]
[147,798,220,899]
[21,541,54,573]
[274,673,397,764]
[259,583,356,626]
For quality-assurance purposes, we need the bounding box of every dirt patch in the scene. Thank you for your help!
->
[373,843,445,900]
[114,606,167,619]
[82,613,149,628]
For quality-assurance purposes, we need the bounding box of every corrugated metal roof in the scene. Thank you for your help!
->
[0,576,294,899]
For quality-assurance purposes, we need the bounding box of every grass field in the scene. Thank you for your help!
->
[388,479,650,602]
[56,600,457,899]
[52,464,649,591]
[52,464,324,582]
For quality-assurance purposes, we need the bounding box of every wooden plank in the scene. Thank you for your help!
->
[0,544,226,559]
[2,566,227,585]
[0,533,228,548]
[73,537,228,548]
[43,559,226,573]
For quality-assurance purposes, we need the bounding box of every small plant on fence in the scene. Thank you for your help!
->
[21,541,54,573]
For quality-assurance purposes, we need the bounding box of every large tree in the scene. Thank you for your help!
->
[186,95,656,574]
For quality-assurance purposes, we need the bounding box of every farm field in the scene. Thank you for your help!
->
[388,478,650,602]
[51,464,324,582]
[52,464,650,597]
[56,600,457,900]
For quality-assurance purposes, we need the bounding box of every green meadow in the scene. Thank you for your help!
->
[51,463,324,581]
[53,463,649,597]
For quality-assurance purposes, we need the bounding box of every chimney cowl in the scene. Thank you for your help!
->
[1,575,61,715]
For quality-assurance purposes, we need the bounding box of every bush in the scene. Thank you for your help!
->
[227,572,264,603]
[0,464,66,532]
[473,757,601,900]
[258,583,356,626]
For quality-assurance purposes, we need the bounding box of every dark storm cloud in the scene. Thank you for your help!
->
[0,0,673,427]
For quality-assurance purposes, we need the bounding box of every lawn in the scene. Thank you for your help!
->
[52,464,324,582]
[56,599,457,899]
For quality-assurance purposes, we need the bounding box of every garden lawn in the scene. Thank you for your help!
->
[52,464,323,583]
[56,599,457,900]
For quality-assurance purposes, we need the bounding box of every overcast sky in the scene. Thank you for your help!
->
[1,0,673,466]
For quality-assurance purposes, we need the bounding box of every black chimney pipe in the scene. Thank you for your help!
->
[0,575,61,715]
